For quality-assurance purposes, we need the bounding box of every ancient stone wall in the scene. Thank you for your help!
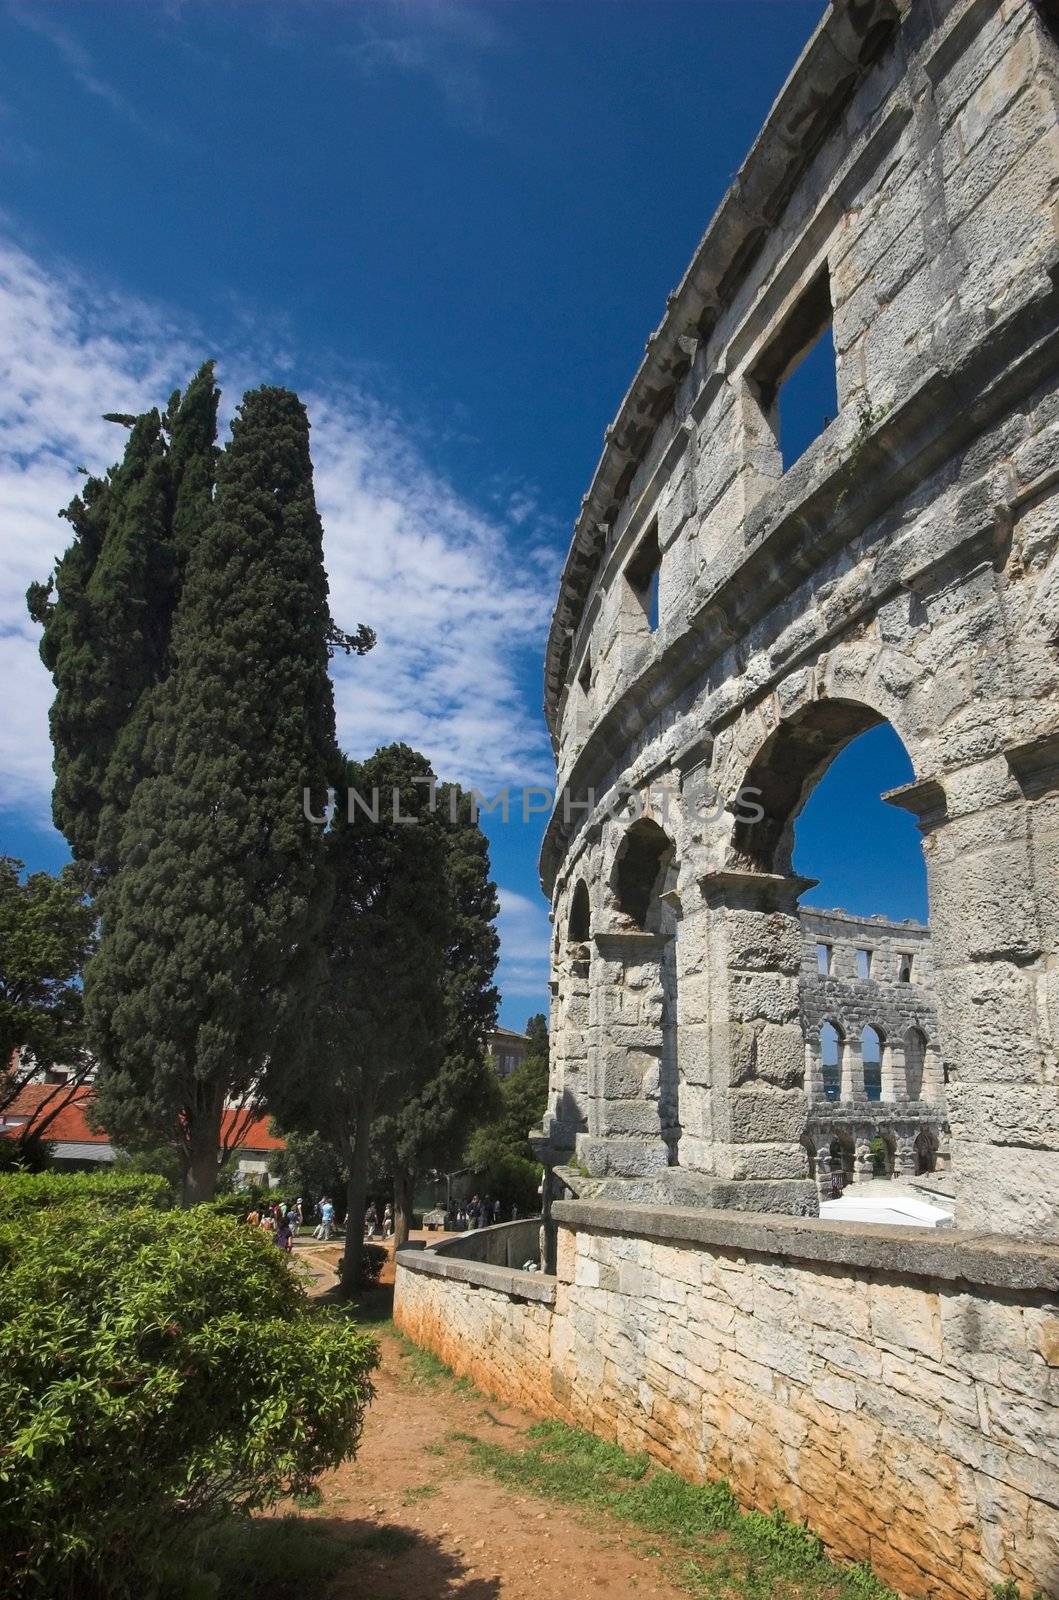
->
[395,1206,1059,1600]
[538,0,1059,1237]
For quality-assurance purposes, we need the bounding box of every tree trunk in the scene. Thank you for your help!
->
[340,1087,373,1296]
[183,1089,224,1206]
[393,1166,412,1248]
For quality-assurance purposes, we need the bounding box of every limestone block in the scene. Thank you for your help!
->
[937,962,1042,1084]
[727,972,800,1025]
[870,1279,943,1361]
[601,1048,662,1101]
[716,909,803,973]
[953,1142,1059,1241]
[715,1141,811,1181]
[940,1290,1029,1359]
[946,1083,1059,1147]
[726,1088,811,1145]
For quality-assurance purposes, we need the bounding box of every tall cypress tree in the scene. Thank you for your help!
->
[87,386,351,1202]
[28,365,220,874]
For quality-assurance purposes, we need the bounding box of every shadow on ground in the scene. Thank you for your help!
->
[203,1511,501,1600]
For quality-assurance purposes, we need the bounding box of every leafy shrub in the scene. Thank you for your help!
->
[0,1167,171,1217]
[202,1184,274,1220]
[0,1202,378,1598]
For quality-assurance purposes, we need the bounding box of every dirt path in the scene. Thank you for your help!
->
[296,1244,689,1600]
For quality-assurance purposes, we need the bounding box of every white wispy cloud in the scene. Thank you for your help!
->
[0,235,558,828]
[8,5,152,130]
[495,887,552,1008]
[346,0,505,131]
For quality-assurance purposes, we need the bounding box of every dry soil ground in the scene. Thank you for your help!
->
[292,1239,689,1600]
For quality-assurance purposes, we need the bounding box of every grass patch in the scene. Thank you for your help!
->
[194,1514,414,1599]
[402,1482,440,1505]
[459,1420,897,1600]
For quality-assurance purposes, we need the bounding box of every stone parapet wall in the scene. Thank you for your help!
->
[395,1205,1059,1599]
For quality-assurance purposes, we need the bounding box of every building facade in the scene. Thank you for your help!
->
[536,0,1059,1238]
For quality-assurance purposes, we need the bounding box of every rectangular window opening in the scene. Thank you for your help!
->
[578,649,592,697]
[855,948,872,980]
[816,942,832,976]
[898,952,914,982]
[754,267,838,473]
[625,523,661,632]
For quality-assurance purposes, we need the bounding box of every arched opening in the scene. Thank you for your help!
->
[905,1026,927,1101]
[820,1021,842,1102]
[861,1026,883,1102]
[873,1131,897,1178]
[914,1129,938,1176]
[568,879,590,944]
[612,817,674,932]
[829,1136,854,1190]
[730,699,887,875]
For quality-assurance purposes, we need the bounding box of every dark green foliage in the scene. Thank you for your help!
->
[269,1127,348,1204]
[0,1131,54,1173]
[28,368,219,870]
[466,1045,548,1211]
[87,387,345,1201]
[0,1168,171,1217]
[0,1198,378,1599]
[274,744,451,1289]
[0,856,96,1122]
[373,783,499,1237]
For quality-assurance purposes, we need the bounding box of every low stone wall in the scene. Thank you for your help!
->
[430,1217,541,1269]
[393,1201,1059,1600]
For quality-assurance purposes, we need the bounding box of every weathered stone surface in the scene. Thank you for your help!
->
[537,0,1059,1238]
[396,1204,1059,1600]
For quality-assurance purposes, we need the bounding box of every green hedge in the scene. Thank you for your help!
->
[0,1168,171,1217]
[0,1201,378,1598]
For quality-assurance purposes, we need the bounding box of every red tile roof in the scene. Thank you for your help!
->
[1,1086,285,1154]
[1,1084,108,1144]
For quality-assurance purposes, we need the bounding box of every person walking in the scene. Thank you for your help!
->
[364,1201,378,1239]
[382,1202,394,1239]
[319,1196,335,1242]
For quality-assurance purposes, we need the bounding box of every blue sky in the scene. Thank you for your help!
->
[0,0,927,1027]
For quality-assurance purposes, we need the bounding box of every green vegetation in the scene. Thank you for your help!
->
[461,1419,898,1600]
[0,1167,171,1216]
[374,783,500,1245]
[465,1012,549,1211]
[0,1174,377,1598]
[0,855,96,1140]
[86,385,368,1203]
[27,369,373,1204]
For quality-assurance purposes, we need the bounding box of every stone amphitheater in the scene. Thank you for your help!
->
[397,3,1059,1594]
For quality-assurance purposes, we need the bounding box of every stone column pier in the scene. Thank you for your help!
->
[693,870,818,1215]
[889,743,1059,1240]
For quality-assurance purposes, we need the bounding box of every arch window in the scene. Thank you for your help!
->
[568,879,590,945]
[914,1129,938,1176]
[861,1025,883,1102]
[820,1021,842,1102]
[613,818,674,931]
[905,1026,927,1101]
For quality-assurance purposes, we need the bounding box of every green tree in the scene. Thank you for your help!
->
[87,387,367,1204]
[0,857,95,1146]
[268,1127,347,1209]
[27,366,219,874]
[466,1036,549,1214]
[374,783,499,1245]
[0,1184,377,1599]
[275,744,450,1293]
